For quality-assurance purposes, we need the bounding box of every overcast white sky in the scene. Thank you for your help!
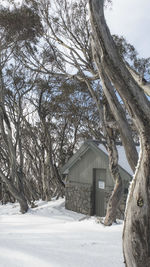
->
[105,0,150,58]
[2,0,150,58]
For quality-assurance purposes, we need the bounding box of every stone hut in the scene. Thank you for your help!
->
[61,140,134,219]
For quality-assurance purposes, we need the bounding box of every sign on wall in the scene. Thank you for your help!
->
[98,181,105,189]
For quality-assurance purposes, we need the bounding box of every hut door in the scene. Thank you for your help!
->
[94,169,106,217]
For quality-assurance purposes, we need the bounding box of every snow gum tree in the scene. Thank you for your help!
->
[0,0,148,229]
[0,1,43,213]
[89,0,150,266]
[19,0,140,225]
[0,68,29,214]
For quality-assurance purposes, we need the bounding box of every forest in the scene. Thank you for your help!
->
[0,1,150,266]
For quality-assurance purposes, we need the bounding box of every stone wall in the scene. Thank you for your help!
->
[65,182,128,219]
[65,182,94,215]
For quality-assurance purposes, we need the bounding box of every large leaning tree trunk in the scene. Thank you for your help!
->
[89,0,150,266]
[91,73,138,225]
[90,57,138,225]
[100,83,138,225]
[78,73,136,225]
[82,77,124,225]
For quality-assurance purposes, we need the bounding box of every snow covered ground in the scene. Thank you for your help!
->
[0,199,124,267]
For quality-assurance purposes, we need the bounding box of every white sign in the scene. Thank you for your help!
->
[98,181,105,189]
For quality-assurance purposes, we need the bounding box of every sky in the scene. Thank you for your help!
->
[2,0,150,59]
[105,0,150,58]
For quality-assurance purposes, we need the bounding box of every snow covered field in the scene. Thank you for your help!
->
[0,199,124,267]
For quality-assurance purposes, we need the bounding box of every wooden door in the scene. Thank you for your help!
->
[94,169,106,217]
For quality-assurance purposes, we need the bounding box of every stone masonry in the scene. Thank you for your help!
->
[65,182,94,215]
[65,182,128,219]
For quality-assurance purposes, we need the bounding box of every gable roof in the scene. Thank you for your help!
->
[98,144,132,175]
[61,142,89,174]
[61,140,140,176]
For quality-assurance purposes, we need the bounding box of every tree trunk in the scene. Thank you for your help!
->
[123,134,150,266]
[0,170,28,213]
[96,65,138,172]
[104,177,122,225]
[89,0,150,265]
[84,77,125,225]
[85,77,136,225]
[104,137,123,226]
[103,98,123,225]
[84,78,123,225]
[0,68,28,213]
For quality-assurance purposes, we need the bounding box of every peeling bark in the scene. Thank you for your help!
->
[126,63,150,97]
[103,98,123,226]
[92,43,138,172]
[123,135,150,267]
[89,0,150,265]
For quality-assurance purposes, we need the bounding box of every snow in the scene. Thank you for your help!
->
[0,199,124,267]
[98,144,140,175]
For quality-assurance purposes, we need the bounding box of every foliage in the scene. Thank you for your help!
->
[0,0,149,214]
[0,4,43,44]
